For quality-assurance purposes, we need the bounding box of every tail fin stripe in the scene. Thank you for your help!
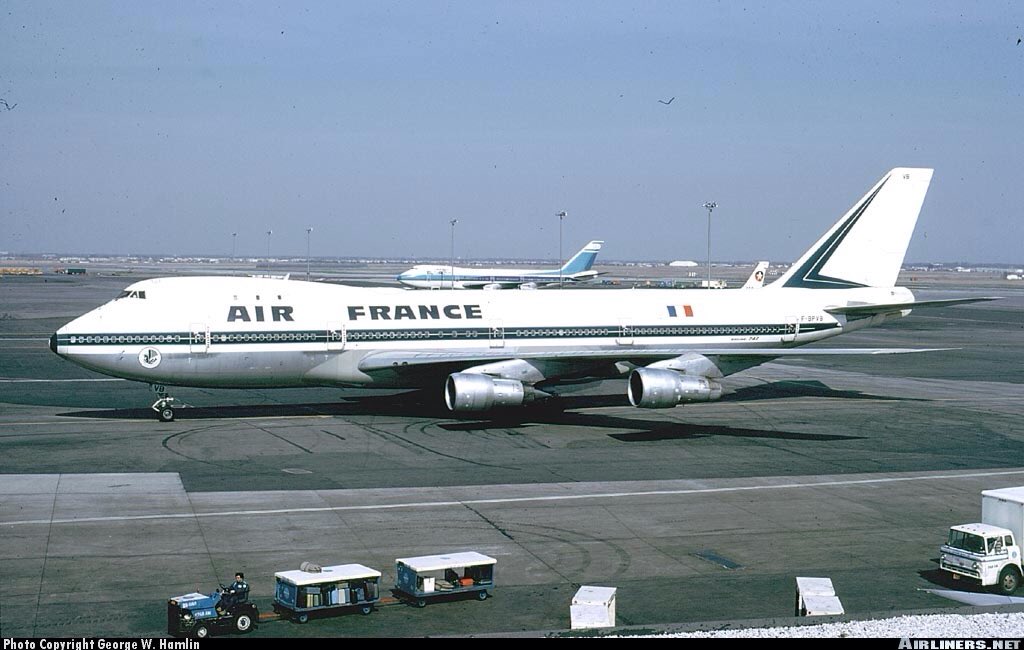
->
[782,175,889,289]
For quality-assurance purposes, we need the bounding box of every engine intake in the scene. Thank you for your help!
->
[445,373,527,412]
[627,368,722,409]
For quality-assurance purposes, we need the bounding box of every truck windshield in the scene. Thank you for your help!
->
[947,530,986,554]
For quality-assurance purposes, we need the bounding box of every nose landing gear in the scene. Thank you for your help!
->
[151,384,176,422]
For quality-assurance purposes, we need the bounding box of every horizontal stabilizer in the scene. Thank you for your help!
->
[825,297,999,317]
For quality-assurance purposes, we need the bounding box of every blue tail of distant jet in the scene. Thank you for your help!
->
[559,240,604,276]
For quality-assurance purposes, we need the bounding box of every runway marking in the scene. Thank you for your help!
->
[4,468,1024,527]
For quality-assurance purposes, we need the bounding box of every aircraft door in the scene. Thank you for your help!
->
[489,320,505,348]
[189,323,210,353]
[327,322,346,351]
[617,319,634,345]
[782,316,800,343]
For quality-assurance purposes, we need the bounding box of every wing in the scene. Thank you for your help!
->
[357,346,950,373]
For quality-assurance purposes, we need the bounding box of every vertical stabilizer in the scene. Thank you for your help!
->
[742,261,770,289]
[560,240,604,275]
[771,168,933,289]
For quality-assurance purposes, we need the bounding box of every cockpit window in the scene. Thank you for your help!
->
[115,290,147,300]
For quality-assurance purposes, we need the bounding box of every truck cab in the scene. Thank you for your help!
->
[940,523,1021,595]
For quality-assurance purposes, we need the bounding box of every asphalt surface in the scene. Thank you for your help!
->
[1,269,1022,637]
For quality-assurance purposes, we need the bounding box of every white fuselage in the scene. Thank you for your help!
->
[52,276,913,389]
[396,265,579,289]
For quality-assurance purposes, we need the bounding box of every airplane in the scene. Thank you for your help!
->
[50,168,995,422]
[741,261,770,289]
[396,240,604,289]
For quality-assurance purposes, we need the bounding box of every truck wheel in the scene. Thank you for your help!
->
[296,613,309,624]
[360,604,373,615]
[476,590,488,601]
[235,614,252,632]
[194,625,209,639]
[998,566,1021,595]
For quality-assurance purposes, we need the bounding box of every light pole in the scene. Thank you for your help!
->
[305,227,313,281]
[231,232,237,259]
[556,211,567,288]
[265,230,272,271]
[703,202,717,289]
[449,219,458,290]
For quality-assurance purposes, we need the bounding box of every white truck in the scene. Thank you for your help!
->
[939,486,1023,595]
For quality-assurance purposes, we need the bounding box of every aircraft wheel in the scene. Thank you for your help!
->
[159,407,175,422]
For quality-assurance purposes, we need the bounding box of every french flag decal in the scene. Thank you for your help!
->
[667,305,694,317]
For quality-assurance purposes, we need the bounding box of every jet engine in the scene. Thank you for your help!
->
[627,368,722,409]
[445,372,527,412]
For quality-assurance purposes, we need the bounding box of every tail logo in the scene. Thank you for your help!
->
[782,176,889,289]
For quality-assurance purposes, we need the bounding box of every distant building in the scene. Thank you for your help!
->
[669,260,698,267]
[0,267,42,276]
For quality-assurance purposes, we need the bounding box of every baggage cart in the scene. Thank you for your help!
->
[394,551,496,607]
[273,563,382,623]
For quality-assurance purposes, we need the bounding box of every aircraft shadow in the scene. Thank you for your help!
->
[441,410,864,443]
[58,390,452,421]
[57,383,872,442]
[723,380,923,403]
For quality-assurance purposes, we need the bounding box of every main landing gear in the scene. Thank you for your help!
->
[151,384,177,422]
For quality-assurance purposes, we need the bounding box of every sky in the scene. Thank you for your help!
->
[1,2,1022,264]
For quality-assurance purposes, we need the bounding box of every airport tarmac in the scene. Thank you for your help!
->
[1,269,1022,637]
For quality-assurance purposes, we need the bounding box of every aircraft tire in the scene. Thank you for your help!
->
[159,407,175,422]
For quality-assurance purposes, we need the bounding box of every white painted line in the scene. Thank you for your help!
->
[4,468,1024,527]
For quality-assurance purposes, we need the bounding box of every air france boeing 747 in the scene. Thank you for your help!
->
[51,168,992,421]
[396,240,603,289]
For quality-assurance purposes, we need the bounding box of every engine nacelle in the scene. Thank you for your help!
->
[445,372,527,412]
[627,368,722,409]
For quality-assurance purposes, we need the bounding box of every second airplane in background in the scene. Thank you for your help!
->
[397,240,604,290]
